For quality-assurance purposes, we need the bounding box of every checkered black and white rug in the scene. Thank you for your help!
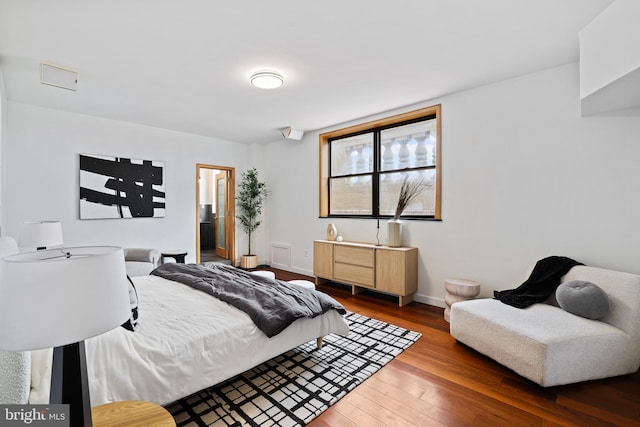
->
[166,312,421,427]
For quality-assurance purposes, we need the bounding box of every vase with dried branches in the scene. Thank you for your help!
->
[388,175,429,247]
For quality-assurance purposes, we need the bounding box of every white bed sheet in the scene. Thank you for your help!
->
[86,274,349,406]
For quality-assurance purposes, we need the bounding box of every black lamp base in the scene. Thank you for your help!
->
[49,341,93,427]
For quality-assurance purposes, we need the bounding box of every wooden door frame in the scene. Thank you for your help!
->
[214,171,229,259]
[196,164,235,265]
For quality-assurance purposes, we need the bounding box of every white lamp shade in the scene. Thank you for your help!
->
[0,246,130,351]
[19,221,64,248]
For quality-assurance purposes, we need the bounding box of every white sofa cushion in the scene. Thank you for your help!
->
[451,299,630,386]
[562,266,640,337]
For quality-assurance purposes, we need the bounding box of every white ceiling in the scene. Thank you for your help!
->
[0,0,613,144]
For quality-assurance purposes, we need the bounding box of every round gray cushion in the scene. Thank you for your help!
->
[556,281,609,319]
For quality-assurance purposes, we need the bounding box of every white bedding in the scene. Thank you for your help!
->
[86,274,349,406]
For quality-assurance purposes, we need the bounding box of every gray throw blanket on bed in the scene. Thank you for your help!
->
[151,262,346,337]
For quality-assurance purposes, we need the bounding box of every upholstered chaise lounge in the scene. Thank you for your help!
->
[450,265,640,387]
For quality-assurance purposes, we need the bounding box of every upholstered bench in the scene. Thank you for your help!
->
[450,265,640,387]
[288,279,315,291]
[250,271,315,292]
[249,270,276,280]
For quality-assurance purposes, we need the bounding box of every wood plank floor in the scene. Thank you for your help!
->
[268,268,640,427]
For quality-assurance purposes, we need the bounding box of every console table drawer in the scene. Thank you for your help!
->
[334,263,374,287]
[334,245,374,268]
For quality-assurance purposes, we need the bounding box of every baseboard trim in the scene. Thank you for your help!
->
[270,264,314,277]
[414,294,445,308]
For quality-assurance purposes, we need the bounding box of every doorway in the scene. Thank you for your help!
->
[196,164,235,265]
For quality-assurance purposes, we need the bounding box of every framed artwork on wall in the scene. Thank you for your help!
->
[79,154,166,219]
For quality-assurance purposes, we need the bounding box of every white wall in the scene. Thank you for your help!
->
[244,143,271,264]
[263,62,640,306]
[4,62,639,308]
[579,0,640,99]
[579,0,640,115]
[0,67,6,232]
[2,102,249,263]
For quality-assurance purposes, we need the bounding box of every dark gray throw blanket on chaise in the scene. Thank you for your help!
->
[151,262,346,337]
[493,255,583,308]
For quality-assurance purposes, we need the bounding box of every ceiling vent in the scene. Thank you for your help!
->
[40,62,79,91]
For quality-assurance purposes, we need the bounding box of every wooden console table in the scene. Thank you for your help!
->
[313,240,418,306]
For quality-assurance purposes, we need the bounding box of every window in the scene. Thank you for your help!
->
[319,105,441,219]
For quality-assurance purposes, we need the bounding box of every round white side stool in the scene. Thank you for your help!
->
[249,270,276,280]
[288,279,315,291]
[444,278,480,323]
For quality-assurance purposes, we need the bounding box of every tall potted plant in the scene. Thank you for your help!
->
[236,168,268,269]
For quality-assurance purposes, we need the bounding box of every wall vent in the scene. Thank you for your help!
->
[40,62,79,91]
[270,244,291,269]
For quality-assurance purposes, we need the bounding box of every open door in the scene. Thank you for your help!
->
[215,171,229,259]
[196,164,234,265]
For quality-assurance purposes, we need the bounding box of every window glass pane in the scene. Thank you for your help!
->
[330,133,374,176]
[329,176,372,215]
[379,170,436,217]
[380,119,437,171]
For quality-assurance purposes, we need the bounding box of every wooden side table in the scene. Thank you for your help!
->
[444,278,480,322]
[92,400,176,427]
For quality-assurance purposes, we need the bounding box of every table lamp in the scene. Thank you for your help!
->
[18,221,64,250]
[0,246,130,427]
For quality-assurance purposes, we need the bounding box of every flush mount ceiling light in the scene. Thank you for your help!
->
[250,71,284,89]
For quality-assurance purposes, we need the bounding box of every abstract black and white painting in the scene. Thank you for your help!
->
[79,154,166,219]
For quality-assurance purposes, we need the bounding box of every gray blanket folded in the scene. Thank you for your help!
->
[151,263,346,337]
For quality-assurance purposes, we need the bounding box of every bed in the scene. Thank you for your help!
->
[85,263,349,406]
